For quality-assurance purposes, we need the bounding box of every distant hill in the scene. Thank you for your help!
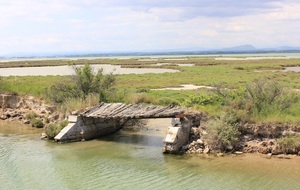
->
[220,44,257,52]
[1,44,300,58]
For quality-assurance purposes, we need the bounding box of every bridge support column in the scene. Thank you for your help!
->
[162,114,201,154]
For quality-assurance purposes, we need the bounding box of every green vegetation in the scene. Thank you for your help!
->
[278,136,300,154]
[45,119,68,139]
[47,63,115,104]
[31,118,44,128]
[25,111,38,120]
[204,113,240,151]
[0,57,300,125]
[1,57,300,152]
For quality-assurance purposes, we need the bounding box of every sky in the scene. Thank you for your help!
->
[0,0,300,54]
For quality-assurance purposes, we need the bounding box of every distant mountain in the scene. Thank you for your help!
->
[220,44,257,52]
[2,44,300,58]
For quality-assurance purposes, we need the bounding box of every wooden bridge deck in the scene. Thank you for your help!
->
[81,103,186,119]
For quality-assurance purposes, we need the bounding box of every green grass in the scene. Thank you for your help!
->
[1,57,300,124]
[0,76,67,98]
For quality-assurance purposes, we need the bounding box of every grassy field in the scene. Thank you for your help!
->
[1,57,300,123]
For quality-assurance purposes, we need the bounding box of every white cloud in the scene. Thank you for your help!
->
[0,0,299,54]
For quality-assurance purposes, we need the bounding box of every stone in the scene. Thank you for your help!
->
[40,133,47,139]
[0,114,7,120]
[203,147,210,154]
[267,153,272,159]
[23,120,30,124]
[197,139,204,145]
[234,151,243,155]
[226,145,233,151]
[217,153,224,157]
[196,149,203,154]
[71,110,80,115]
[182,145,189,151]
[191,127,200,136]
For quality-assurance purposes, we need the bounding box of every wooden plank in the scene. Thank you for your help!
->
[82,103,186,119]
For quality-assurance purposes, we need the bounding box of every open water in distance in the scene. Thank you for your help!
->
[0,64,178,77]
[1,119,300,190]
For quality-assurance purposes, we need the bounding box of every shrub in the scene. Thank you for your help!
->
[47,63,115,103]
[31,118,44,128]
[45,119,68,139]
[277,136,300,154]
[244,78,299,117]
[183,94,221,107]
[129,94,156,104]
[25,111,38,120]
[204,113,240,151]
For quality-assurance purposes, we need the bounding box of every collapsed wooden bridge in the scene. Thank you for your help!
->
[82,102,186,119]
[55,103,201,153]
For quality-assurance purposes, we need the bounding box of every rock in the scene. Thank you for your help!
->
[182,145,189,151]
[81,139,85,142]
[298,152,300,156]
[226,145,233,151]
[277,154,291,159]
[267,153,272,159]
[234,151,243,155]
[217,153,224,157]
[0,114,7,120]
[197,139,204,145]
[203,147,210,154]
[40,133,47,139]
[71,110,80,115]
[191,127,200,136]
[23,120,30,124]
[196,149,203,154]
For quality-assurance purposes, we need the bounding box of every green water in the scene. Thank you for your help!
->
[1,120,300,190]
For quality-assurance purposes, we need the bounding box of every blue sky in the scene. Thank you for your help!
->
[0,0,299,54]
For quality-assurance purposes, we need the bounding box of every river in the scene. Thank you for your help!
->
[1,119,300,190]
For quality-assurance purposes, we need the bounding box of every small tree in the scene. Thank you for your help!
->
[74,64,115,100]
[48,63,115,103]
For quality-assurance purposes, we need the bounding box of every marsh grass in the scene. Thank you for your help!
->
[1,57,300,123]
[61,94,100,114]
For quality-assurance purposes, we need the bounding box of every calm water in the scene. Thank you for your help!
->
[1,119,300,190]
[0,64,178,76]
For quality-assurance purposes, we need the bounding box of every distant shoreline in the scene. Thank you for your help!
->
[2,52,300,62]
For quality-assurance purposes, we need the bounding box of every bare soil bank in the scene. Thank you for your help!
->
[0,94,62,126]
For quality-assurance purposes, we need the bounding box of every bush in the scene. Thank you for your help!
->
[45,119,68,139]
[277,136,300,154]
[183,94,221,107]
[31,118,44,128]
[47,63,115,103]
[25,111,38,120]
[204,113,240,151]
[129,94,156,104]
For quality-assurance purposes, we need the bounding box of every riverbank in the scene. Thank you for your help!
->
[1,93,300,157]
[0,93,62,127]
